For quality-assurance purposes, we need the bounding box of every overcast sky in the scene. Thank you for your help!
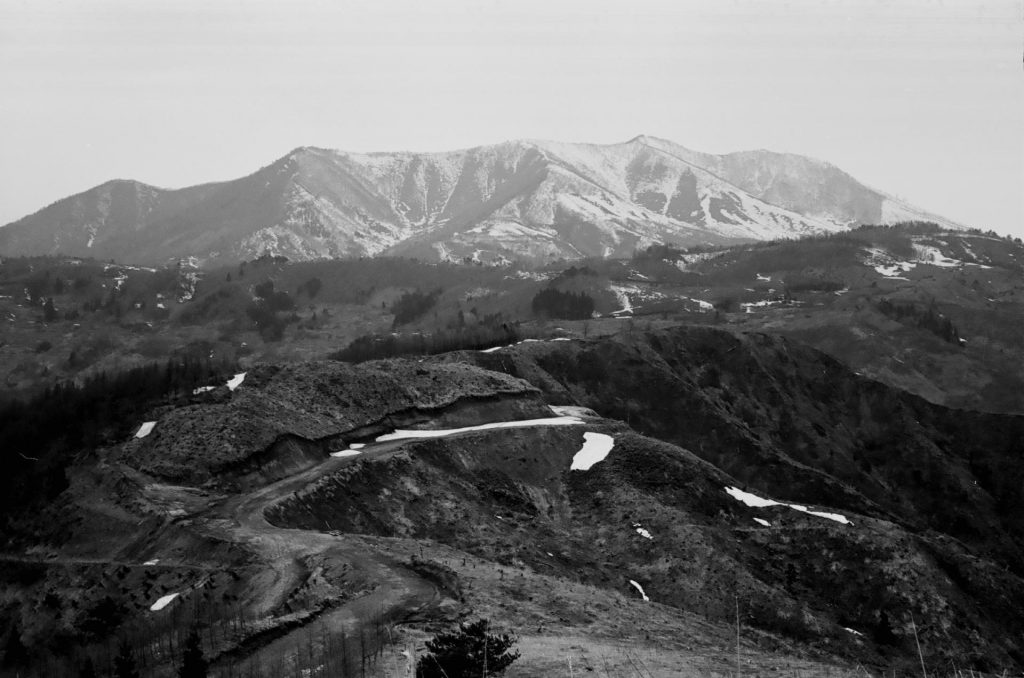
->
[1,0,1021,236]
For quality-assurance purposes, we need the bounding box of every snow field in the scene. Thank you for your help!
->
[725,486,851,525]
[570,432,615,471]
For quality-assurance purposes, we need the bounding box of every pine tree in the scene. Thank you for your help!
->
[113,639,140,678]
[178,630,207,675]
[78,656,97,678]
[178,628,208,678]
[2,624,29,668]
[43,296,58,322]
[416,619,519,678]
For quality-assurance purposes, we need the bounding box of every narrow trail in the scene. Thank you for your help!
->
[198,416,586,667]
[198,440,437,666]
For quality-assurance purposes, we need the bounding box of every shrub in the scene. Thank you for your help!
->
[713,297,738,313]
[416,619,519,678]
[178,628,208,678]
[876,298,961,345]
[531,288,594,319]
[331,324,523,363]
[297,276,323,298]
[392,289,442,326]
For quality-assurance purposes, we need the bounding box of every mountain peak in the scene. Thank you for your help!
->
[0,137,964,266]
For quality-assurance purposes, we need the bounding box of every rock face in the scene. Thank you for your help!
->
[0,137,961,266]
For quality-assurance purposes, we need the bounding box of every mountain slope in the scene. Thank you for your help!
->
[3,335,1022,675]
[0,137,963,266]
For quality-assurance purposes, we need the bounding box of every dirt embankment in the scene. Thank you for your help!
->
[115,359,548,485]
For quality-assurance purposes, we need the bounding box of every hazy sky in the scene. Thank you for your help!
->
[1,0,1021,236]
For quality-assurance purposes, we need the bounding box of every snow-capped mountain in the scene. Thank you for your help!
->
[0,136,964,266]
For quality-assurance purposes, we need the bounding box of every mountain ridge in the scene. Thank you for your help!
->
[0,136,965,266]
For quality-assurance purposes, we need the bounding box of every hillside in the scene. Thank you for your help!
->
[1,331,1022,676]
[0,137,963,266]
[2,223,1022,417]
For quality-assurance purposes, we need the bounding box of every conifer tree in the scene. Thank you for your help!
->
[2,624,28,668]
[178,628,208,678]
[113,639,140,678]
[416,619,519,678]
[78,656,97,678]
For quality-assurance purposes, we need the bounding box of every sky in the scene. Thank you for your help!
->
[1,0,1021,236]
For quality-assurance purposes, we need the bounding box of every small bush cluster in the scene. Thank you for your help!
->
[531,288,594,319]
[876,298,961,345]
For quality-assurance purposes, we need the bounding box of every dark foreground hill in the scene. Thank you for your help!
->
[1,327,1021,676]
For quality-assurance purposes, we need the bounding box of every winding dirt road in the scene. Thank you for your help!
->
[199,416,586,668]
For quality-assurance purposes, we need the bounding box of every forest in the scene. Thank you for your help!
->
[0,356,236,539]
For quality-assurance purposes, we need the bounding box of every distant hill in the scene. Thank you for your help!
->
[0,136,963,266]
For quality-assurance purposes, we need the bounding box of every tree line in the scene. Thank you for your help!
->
[330,323,529,363]
[0,355,237,534]
[875,298,962,345]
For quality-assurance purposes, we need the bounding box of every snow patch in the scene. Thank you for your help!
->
[570,432,615,471]
[741,299,785,312]
[628,580,650,602]
[863,247,916,278]
[226,372,246,391]
[479,337,568,353]
[192,385,216,395]
[725,486,851,525]
[150,593,179,611]
[377,416,585,442]
[550,405,597,418]
[752,518,772,528]
[725,486,782,508]
[912,244,961,268]
[610,284,635,316]
[633,523,653,540]
[143,559,160,566]
[135,422,157,439]
[330,449,362,458]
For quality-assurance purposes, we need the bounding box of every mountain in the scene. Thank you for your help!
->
[0,137,963,266]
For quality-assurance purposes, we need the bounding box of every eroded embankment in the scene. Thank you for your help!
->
[115,359,548,485]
